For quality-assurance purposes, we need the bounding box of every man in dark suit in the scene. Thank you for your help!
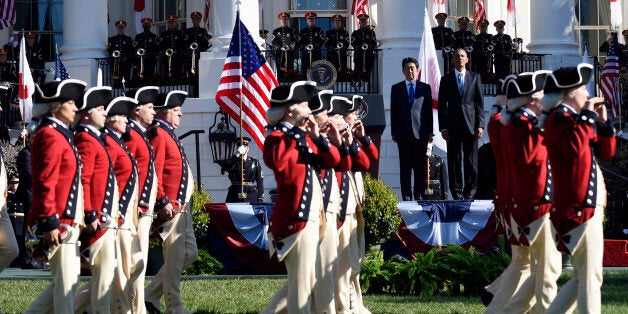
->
[438,48,484,200]
[390,57,433,201]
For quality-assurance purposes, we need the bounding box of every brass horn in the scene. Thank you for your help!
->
[305,44,314,51]
[112,50,121,58]
[361,43,369,51]
[336,42,344,50]
[190,42,198,51]
[165,48,174,57]
[136,48,145,56]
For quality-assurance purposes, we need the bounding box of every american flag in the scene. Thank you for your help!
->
[0,0,16,29]
[473,0,486,32]
[215,11,278,150]
[351,0,369,27]
[54,45,70,81]
[600,32,620,119]
[204,0,211,30]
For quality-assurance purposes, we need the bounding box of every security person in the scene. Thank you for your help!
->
[492,20,513,79]
[0,49,16,83]
[271,12,298,82]
[185,11,212,78]
[351,13,378,82]
[22,32,44,85]
[222,137,264,203]
[472,19,492,77]
[297,12,325,77]
[159,15,186,79]
[108,21,134,85]
[133,18,160,81]
[452,17,475,51]
[325,14,350,74]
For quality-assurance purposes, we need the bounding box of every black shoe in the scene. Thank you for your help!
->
[21,258,44,270]
[145,301,161,314]
[480,289,493,307]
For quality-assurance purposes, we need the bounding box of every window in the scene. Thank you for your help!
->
[575,0,610,57]
[13,0,64,62]
[154,0,186,33]
[291,0,346,11]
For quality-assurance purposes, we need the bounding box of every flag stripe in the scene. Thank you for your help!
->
[473,0,486,32]
[600,34,620,118]
[215,13,278,150]
[0,0,16,30]
[351,0,369,27]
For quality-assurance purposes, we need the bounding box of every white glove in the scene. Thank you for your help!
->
[237,145,247,155]
[20,129,28,138]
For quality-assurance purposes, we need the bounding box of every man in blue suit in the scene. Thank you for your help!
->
[390,57,434,201]
[438,48,484,200]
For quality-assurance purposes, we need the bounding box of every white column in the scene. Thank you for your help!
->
[527,0,581,69]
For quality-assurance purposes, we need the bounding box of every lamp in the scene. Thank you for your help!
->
[208,109,238,166]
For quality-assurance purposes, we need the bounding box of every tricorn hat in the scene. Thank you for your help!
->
[328,96,352,116]
[78,86,113,112]
[107,96,138,116]
[505,71,551,100]
[543,63,593,94]
[126,86,159,105]
[35,79,87,104]
[270,81,318,107]
[154,90,188,109]
[308,89,333,115]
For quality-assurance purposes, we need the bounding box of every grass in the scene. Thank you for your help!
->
[1,271,627,313]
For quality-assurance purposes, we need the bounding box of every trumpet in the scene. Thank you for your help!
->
[165,48,174,77]
[112,50,121,79]
[136,48,145,56]
[112,50,121,58]
[336,42,344,50]
[361,43,369,51]
[487,44,494,52]
[280,44,289,51]
[305,44,314,51]
[190,42,198,75]
[137,48,145,78]
[464,46,473,53]
[443,46,452,53]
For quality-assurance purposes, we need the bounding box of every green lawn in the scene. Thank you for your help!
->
[1,271,627,313]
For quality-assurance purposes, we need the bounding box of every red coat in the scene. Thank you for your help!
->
[350,140,371,172]
[504,109,552,244]
[360,135,379,164]
[126,120,156,211]
[105,129,138,221]
[263,123,341,240]
[28,117,82,232]
[149,120,190,208]
[543,105,615,244]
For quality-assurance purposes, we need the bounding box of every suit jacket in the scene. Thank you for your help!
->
[438,71,484,136]
[390,80,433,141]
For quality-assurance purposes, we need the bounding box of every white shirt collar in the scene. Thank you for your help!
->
[455,69,466,77]
[561,103,578,114]
[129,119,147,132]
[106,127,122,138]
[47,116,69,129]
[79,123,101,135]
[520,107,537,117]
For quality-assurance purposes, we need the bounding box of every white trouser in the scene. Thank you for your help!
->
[74,230,117,314]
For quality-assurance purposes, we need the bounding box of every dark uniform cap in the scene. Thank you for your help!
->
[494,20,506,28]
[305,12,317,19]
[9,175,18,183]
[115,20,127,28]
[278,12,290,19]
[239,137,252,146]
[0,49,6,55]
[623,30,628,36]
[35,79,87,104]
[154,90,188,109]
[270,81,318,107]
[505,71,551,99]
[458,17,470,24]
[78,86,113,112]
[357,13,369,20]
[435,13,447,20]
[308,89,333,115]
[24,31,36,38]
[191,11,202,19]
[166,14,178,21]
[331,14,343,21]
[543,63,593,94]
[141,17,154,25]
[126,86,160,105]
[478,19,489,27]
[106,96,139,116]
[328,95,351,116]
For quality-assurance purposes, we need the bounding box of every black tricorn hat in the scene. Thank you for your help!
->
[78,86,113,112]
[543,63,593,94]
[126,86,159,105]
[328,95,351,116]
[270,81,318,107]
[34,79,87,104]
[154,90,188,109]
[308,89,333,115]
[107,96,139,116]
[350,95,365,113]
[505,70,551,99]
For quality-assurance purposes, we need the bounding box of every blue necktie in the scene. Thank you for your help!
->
[457,73,464,96]
[408,82,415,105]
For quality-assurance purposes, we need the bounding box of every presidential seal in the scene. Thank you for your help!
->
[306,60,337,90]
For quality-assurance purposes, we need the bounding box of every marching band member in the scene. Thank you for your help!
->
[73,86,118,313]
[105,96,141,313]
[24,79,86,313]
[542,64,615,313]
[126,86,159,314]
[144,90,197,314]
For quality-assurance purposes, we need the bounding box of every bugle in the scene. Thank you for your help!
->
[165,48,174,77]
[190,42,198,75]
[112,50,121,79]
[136,48,145,78]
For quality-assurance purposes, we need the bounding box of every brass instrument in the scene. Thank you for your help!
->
[361,43,369,51]
[425,138,434,196]
[361,43,369,73]
[190,42,198,75]
[165,48,174,77]
[336,42,344,71]
[136,48,145,78]
[305,44,314,69]
[336,42,344,50]
[112,50,121,79]
[464,46,473,53]
[443,46,452,53]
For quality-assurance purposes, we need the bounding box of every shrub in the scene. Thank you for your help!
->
[362,173,401,247]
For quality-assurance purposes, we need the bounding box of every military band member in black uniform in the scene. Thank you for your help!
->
[492,20,513,79]
[185,11,212,76]
[108,21,134,85]
[3,31,20,63]
[221,137,264,203]
[351,13,378,82]
[160,14,186,79]
[325,14,350,75]
[0,49,15,83]
[452,17,475,51]
[297,12,325,77]
[621,30,628,70]
[22,32,44,85]
[433,13,454,74]
[0,49,17,131]
[471,19,492,77]
[133,18,159,81]
[272,12,298,82]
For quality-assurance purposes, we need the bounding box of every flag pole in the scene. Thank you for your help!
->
[235,1,246,200]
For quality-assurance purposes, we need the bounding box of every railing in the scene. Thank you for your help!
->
[474,53,545,96]
[593,56,627,120]
[261,48,381,94]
